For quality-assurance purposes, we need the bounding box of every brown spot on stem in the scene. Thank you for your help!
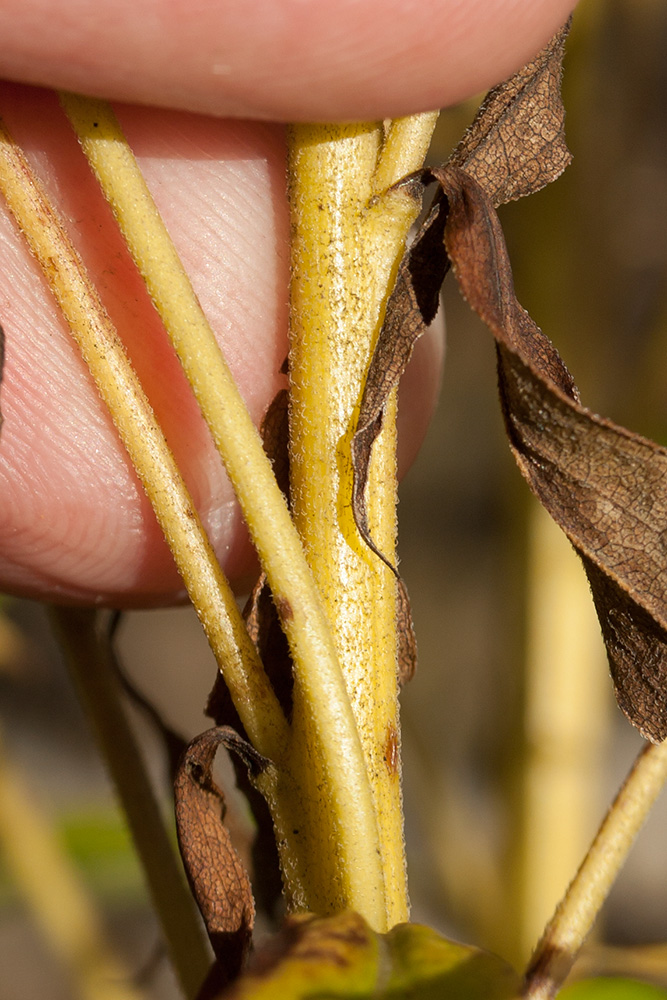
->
[523,941,571,1000]
[384,723,399,776]
[275,596,294,622]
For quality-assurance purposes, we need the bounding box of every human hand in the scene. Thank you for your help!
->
[0,0,575,606]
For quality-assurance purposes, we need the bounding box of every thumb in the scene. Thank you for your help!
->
[0,0,576,121]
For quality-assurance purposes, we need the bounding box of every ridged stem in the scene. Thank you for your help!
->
[287,114,438,927]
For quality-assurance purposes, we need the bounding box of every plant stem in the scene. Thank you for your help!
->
[0,111,313,931]
[0,723,147,1000]
[0,114,287,762]
[522,737,667,999]
[514,503,609,965]
[372,113,440,196]
[51,607,210,999]
[287,114,437,928]
[58,94,392,926]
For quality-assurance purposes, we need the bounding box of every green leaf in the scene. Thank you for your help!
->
[221,911,519,999]
[560,979,667,1000]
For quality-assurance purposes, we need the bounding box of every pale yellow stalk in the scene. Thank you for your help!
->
[57,94,401,925]
[287,114,438,928]
[51,607,211,998]
[515,504,610,963]
[523,737,667,999]
[0,724,148,1000]
[0,115,286,763]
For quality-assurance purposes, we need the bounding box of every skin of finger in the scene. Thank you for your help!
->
[0,85,289,604]
[0,84,443,606]
[0,0,576,122]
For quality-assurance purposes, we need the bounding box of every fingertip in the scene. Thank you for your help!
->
[0,0,577,121]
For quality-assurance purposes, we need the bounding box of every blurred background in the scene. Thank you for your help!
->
[2,0,667,996]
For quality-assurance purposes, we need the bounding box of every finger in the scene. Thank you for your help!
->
[0,85,289,604]
[0,84,443,606]
[0,0,576,122]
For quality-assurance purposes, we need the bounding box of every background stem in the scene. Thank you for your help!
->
[0,724,147,1000]
[51,607,211,1000]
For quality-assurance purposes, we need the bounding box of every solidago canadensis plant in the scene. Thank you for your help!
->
[1,12,667,1000]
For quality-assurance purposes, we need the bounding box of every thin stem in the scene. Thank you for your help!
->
[51,607,210,1000]
[287,114,437,928]
[0,724,147,1000]
[0,114,287,762]
[522,737,667,1000]
[58,94,387,924]
[372,112,440,195]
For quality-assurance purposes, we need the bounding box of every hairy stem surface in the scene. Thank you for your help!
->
[287,114,438,928]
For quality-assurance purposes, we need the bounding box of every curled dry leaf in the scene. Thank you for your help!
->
[448,17,572,207]
[354,16,667,740]
[352,20,572,559]
[437,167,667,743]
[352,21,572,690]
[175,727,269,989]
[206,579,289,924]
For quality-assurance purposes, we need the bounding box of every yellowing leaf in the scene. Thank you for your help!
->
[220,911,519,1000]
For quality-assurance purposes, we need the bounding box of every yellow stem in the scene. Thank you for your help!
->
[523,737,667,999]
[373,113,440,195]
[58,94,390,924]
[0,725,147,1000]
[0,113,287,763]
[514,503,610,964]
[287,114,437,928]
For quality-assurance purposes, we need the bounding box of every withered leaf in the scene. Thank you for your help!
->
[352,20,573,566]
[351,14,667,739]
[449,17,572,207]
[351,191,447,567]
[376,157,667,742]
[396,578,417,685]
[259,387,290,499]
[175,727,268,988]
[206,577,289,924]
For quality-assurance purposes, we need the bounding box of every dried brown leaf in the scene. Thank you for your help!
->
[396,579,417,685]
[438,165,667,741]
[450,17,572,206]
[351,188,447,565]
[258,387,290,499]
[351,21,572,564]
[350,22,572,695]
[175,727,268,986]
[378,155,667,741]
